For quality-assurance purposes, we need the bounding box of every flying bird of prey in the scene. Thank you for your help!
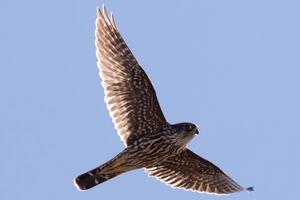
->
[74,6,253,195]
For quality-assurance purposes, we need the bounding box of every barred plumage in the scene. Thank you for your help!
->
[95,5,167,146]
[74,5,253,195]
[146,149,253,195]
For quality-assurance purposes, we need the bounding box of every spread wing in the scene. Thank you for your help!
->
[95,6,168,146]
[146,149,253,195]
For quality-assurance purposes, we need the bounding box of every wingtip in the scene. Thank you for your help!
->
[97,4,107,18]
[111,12,117,29]
[103,5,109,20]
[97,6,102,18]
[246,186,254,192]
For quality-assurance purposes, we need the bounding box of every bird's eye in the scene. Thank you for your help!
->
[186,125,193,131]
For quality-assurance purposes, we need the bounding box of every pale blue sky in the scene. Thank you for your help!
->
[1,0,299,200]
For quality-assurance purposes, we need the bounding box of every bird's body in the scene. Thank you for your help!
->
[74,6,253,195]
[75,123,197,190]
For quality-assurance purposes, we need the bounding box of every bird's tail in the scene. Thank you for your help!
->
[74,165,119,190]
[74,150,135,190]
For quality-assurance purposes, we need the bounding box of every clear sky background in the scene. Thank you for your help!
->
[1,0,299,200]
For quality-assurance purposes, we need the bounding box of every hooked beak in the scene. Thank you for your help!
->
[195,128,199,135]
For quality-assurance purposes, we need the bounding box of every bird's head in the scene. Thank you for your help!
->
[171,122,199,146]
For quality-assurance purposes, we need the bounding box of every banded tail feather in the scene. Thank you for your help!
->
[74,166,120,190]
[74,149,133,190]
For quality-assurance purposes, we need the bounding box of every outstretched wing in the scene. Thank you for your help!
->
[95,6,167,146]
[146,149,253,195]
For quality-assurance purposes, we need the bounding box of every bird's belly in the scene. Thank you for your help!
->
[126,143,183,168]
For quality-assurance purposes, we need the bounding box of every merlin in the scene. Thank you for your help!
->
[74,6,253,195]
